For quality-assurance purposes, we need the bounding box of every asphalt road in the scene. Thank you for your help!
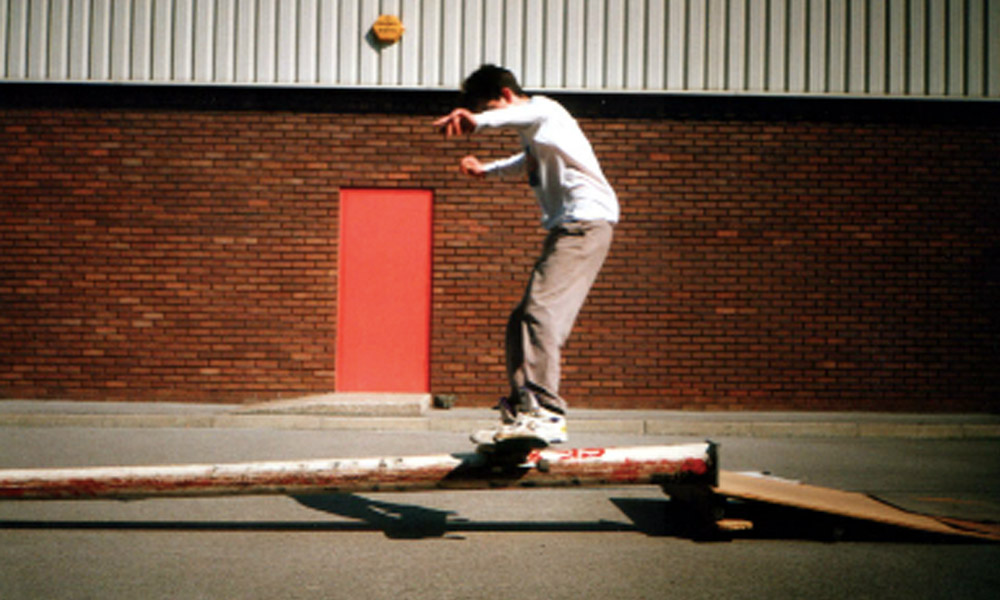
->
[1,426,998,599]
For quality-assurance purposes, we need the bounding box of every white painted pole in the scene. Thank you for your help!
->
[0,443,716,501]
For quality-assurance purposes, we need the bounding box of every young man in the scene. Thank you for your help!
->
[434,65,619,445]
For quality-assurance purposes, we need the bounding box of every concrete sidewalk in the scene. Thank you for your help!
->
[1,399,998,439]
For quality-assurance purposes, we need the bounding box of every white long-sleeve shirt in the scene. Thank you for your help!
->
[474,96,619,230]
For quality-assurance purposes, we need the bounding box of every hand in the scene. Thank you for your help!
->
[459,155,486,177]
[433,108,477,137]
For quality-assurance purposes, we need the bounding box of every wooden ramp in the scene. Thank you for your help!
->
[713,471,1000,542]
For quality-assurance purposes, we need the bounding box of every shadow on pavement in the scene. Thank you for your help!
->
[1,494,994,543]
[613,497,999,543]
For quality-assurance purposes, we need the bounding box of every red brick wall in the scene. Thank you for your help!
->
[1,88,997,411]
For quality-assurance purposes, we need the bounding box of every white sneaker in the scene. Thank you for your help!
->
[470,427,499,446]
[493,408,568,444]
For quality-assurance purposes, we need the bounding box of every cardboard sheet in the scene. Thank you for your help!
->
[714,471,999,542]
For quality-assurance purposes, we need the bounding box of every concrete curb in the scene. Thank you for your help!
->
[232,393,432,418]
[0,405,997,439]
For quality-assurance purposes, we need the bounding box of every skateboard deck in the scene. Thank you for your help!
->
[475,436,550,468]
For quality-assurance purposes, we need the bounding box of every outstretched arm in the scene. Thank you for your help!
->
[457,153,526,179]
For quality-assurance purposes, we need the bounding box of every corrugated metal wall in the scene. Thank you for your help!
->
[2,0,998,98]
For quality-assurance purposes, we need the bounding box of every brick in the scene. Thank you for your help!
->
[0,104,996,411]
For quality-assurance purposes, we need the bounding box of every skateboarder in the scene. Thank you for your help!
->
[434,65,619,446]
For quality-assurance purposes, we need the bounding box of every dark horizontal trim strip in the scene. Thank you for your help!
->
[2,82,996,124]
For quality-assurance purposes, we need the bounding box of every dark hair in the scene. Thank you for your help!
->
[461,64,526,110]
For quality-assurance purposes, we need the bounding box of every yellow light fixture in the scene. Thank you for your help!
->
[372,15,405,45]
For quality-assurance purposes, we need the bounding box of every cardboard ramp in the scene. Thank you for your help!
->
[713,471,1000,542]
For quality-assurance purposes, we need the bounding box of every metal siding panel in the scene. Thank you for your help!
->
[746,0,767,90]
[462,0,482,79]
[788,0,808,93]
[8,0,28,78]
[276,0,299,83]
[399,0,422,86]
[687,0,707,89]
[110,0,131,80]
[727,0,746,90]
[2,0,996,99]
[48,0,71,79]
[848,0,867,92]
[644,0,665,90]
[235,0,255,82]
[625,0,644,89]
[604,0,625,89]
[0,0,7,79]
[768,0,787,91]
[867,0,886,95]
[584,0,605,87]
[522,0,543,87]
[482,0,504,65]
[502,0,522,75]
[501,0,517,81]
[827,0,847,92]
[564,0,585,89]
[666,0,686,89]
[195,0,217,82]
[989,0,1000,96]
[440,0,461,88]
[706,0,728,90]
[808,0,828,92]
[256,0,277,83]
[420,0,442,86]
[318,0,339,84]
[337,0,358,85]
[947,0,966,95]
[298,0,319,84]
[887,0,907,95]
[27,0,48,78]
[544,0,565,87]
[175,0,196,82]
[622,0,646,90]
[927,0,947,95]
[357,0,379,86]
[965,0,983,96]
[215,0,236,82]
[68,0,91,80]
[908,0,927,94]
[380,0,402,86]
[131,0,154,81]
[90,0,112,80]
[152,0,172,81]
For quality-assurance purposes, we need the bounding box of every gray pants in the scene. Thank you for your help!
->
[505,219,613,417]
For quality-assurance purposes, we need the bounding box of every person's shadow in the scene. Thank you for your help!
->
[290,493,658,540]
[289,493,982,543]
[292,494,460,539]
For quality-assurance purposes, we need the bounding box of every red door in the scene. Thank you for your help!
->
[336,189,432,392]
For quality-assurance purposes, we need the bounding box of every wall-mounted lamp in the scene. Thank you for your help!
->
[371,15,405,45]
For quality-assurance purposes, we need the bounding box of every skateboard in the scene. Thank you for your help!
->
[474,436,550,469]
